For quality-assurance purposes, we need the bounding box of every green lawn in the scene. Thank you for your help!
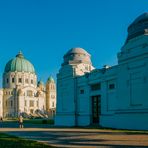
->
[4,118,54,125]
[0,133,55,148]
[24,119,54,124]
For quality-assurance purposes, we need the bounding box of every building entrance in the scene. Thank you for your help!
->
[92,95,101,124]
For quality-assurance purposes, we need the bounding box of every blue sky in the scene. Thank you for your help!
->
[0,0,148,85]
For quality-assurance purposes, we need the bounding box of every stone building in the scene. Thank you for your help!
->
[55,13,148,130]
[0,51,56,118]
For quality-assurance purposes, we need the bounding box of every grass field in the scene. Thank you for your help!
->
[0,133,54,148]
[4,118,54,125]
[24,119,54,124]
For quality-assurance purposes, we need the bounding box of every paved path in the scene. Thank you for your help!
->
[1,127,148,148]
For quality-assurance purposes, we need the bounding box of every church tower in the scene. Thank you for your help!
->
[46,76,56,117]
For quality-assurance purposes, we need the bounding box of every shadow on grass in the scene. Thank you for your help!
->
[0,133,55,148]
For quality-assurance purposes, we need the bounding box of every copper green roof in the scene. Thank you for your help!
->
[4,51,35,73]
[47,76,54,83]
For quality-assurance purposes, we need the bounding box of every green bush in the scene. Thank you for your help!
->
[42,120,47,124]
[24,119,54,125]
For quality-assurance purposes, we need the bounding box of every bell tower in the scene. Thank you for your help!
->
[46,76,56,116]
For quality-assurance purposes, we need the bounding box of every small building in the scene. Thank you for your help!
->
[55,13,148,130]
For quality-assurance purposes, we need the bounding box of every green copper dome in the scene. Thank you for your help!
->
[4,51,35,73]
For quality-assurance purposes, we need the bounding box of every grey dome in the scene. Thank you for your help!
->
[62,47,91,66]
[66,47,90,55]
[127,13,148,41]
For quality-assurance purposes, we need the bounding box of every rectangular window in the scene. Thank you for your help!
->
[12,78,15,83]
[25,79,29,84]
[31,79,33,84]
[91,83,101,91]
[109,84,115,90]
[19,78,22,83]
[25,100,27,106]
[6,78,9,83]
[80,89,84,94]
[30,100,34,107]
[11,100,13,107]
[27,90,33,97]
[52,102,54,107]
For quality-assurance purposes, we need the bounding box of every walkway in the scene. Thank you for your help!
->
[1,127,148,148]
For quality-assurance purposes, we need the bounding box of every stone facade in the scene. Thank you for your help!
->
[55,13,148,130]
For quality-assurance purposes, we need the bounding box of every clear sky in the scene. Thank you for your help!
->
[0,0,148,85]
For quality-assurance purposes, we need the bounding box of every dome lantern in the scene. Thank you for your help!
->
[16,51,24,58]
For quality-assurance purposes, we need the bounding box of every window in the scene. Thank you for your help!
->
[52,102,54,107]
[27,90,33,97]
[31,79,33,84]
[6,101,7,107]
[51,85,55,90]
[85,66,88,70]
[91,83,101,91]
[19,78,22,83]
[80,89,84,94]
[25,79,29,84]
[30,100,34,107]
[12,78,15,83]
[6,78,9,83]
[11,100,13,107]
[25,100,27,106]
[109,84,115,90]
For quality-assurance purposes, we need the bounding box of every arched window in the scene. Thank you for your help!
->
[25,79,29,84]
[6,78,9,83]
[12,78,15,83]
[31,79,33,84]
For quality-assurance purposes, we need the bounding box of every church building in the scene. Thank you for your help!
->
[0,51,56,118]
[55,13,148,130]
